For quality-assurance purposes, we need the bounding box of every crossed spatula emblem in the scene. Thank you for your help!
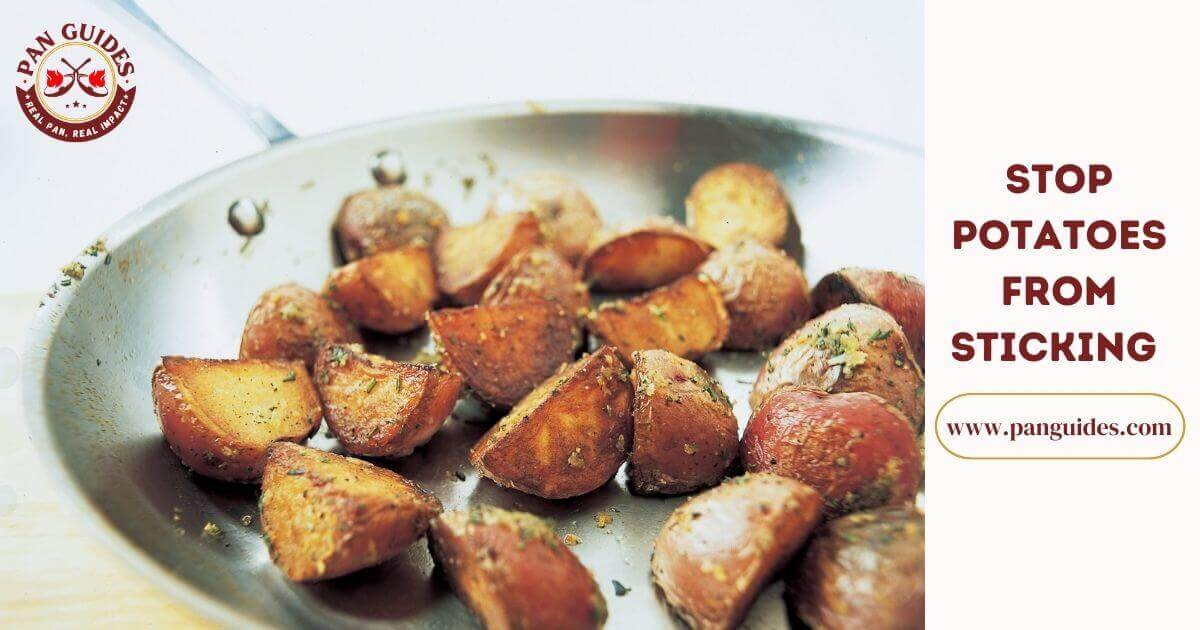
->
[44,57,109,98]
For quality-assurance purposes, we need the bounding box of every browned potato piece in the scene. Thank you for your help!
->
[627,349,737,495]
[428,300,577,408]
[323,244,437,334]
[685,162,789,249]
[651,473,823,630]
[335,185,448,262]
[587,274,730,364]
[741,387,922,517]
[698,241,811,350]
[471,346,632,499]
[435,211,541,305]
[260,442,442,581]
[239,283,362,368]
[750,304,924,431]
[151,357,321,482]
[812,268,926,367]
[481,245,590,320]
[313,343,463,457]
[787,506,925,630]
[429,506,607,629]
[580,217,714,291]
[485,172,602,264]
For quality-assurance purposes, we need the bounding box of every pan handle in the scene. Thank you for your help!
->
[110,0,296,145]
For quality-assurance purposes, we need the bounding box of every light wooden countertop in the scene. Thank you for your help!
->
[0,293,211,628]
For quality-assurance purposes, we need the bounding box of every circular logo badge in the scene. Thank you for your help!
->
[14,23,137,142]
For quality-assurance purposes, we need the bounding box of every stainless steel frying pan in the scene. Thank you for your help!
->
[23,6,922,628]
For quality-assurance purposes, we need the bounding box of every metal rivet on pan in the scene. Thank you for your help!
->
[370,150,406,185]
[228,198,265,237]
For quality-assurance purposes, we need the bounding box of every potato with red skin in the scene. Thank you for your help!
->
[741,387,921,517]
[581,217,714,291]
[698,241,811,350]
[685,162,790,249]
[481,245,590,321]
[239,283,361,368]
[334,185,448,262]
[627,349,737,495]
[323,244,438,334]
[470,346,632,499]
[786,506,924,630]
[429,505,607,629]
[651,473,824,630]
[587,274,730,364]
[751,303,924,431]
[260,443,442,582]
[485,172,602,264]
[812,268,925,367]
[313,343,463,457]
[435,211,542,305]
[151,357,321,483]
[428,299,577,408]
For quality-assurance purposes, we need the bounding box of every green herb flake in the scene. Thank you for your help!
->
[364,378,377,393]
[329,345,349,367]
[82,239,108,257]
[282,370,297,382]
[612,580,630,596]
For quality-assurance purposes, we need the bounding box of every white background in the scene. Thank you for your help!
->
[6,0,1200,627]
[928,1,1198,627]
[1,0,922,293]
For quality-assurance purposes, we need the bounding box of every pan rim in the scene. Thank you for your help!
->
[20,98,920,627]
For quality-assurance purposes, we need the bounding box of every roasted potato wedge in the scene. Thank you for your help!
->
[313,343,463,457]
[480,245,590,321]
[485,172,602,264]
[812,267,926,367]
[260,442,442,581]
[685,162,790,249]
[580,217,714,291]
[742,387,921,517]
[151,356,321,482]
[428,299,577,408]
[651,473,823,630]
[627,349,737,495]
[239,283,362,368]
[698,240,811,350]
[334,185,448,262]
[750,303,924,430]
[435,211,541,305]
[323,244,438,334]
[787,506,924,630]
[429,505,607,629]
[471,346,632,499]
[587,274,730,364]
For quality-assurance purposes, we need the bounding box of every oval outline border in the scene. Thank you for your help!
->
[935,392,1185,460]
